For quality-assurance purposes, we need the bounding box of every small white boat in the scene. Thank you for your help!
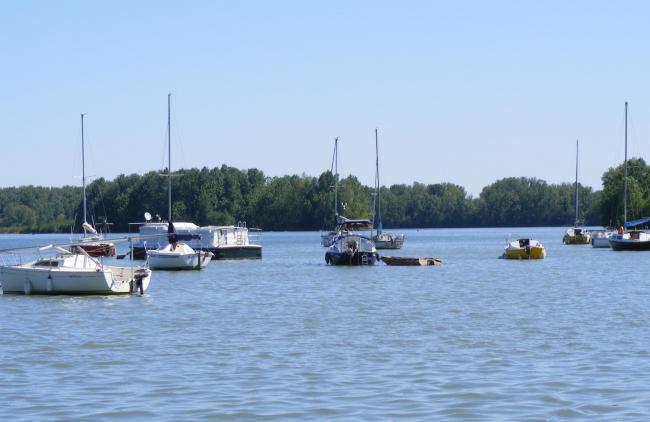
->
[0,246,151,295]
[591,229,614,248]
[146,241,213,270]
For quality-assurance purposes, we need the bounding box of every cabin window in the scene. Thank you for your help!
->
[34,260,59,267]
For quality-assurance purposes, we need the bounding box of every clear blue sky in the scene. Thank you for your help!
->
[2,1,649,196]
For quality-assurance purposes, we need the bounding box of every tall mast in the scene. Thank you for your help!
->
[81,113,87,226]
[334,137,339,218]
[574,139,579,226]
[623,101,627,226]
[167,93,172,222]
[375,128,381,234]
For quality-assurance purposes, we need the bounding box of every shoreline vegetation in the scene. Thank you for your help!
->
[0,159,646,234]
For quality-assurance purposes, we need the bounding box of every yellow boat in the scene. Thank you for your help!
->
[562,227,591,244]
[502,238,546,259]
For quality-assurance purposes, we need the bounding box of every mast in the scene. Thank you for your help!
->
[375,128,382,234]
[81,113,87,226]
[623,101,627,227]
[574,139,579,226]
[334,137,339,219]
[167,93,172,222]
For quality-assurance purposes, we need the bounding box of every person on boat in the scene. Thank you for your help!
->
[618,226,625,234]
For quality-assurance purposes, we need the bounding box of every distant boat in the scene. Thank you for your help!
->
[129,95,261,260]
[590,229,614,248]
[325,218,379,265]
[69,114,116,257]
[608,102,650,251]
[372,128,404,250]
[320,137,342,247]
[502,238,546,260]
[145,94,213,270]
[563,139,590,245]
[147,222,213,270]
[0,245,151,295]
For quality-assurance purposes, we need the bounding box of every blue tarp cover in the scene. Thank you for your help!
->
[624,217,650,228]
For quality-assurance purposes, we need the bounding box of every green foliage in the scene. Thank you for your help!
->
[0,163,634,233]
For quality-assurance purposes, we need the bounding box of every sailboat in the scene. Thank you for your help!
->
[609,102,650,250]
[69,114,116,257]
[562,139,591,245]
[372,128,404,249]
[146,94,214,270]
[320,137,344,247]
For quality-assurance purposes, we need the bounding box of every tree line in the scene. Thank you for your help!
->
[0,159,646,233]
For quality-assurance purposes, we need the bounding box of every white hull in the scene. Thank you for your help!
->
[147,250,212,270]
[0,264,151,295]
[591,233,613,248]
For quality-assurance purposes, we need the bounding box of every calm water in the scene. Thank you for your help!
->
[1,228,650,420]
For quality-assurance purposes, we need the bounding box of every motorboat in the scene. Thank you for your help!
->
[146,222,213,270]
[325,219,379,266]
[372,128,404,250]
[69,114,115,257]
[591,229,615,248]
[502,238,546,260]
[0,245,151,295]
[563,139,590,245]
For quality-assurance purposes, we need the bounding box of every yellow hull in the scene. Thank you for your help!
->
[503,246,546,259]
[563,234,591,244]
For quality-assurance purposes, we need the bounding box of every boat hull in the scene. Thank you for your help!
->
[609,239,650,251]
[133,245,262,260]
[71,242,116,257]
[0,266,151,295]
[503,246,546,259]
[325,251,378,266]
[373,234,405,250]
[563,234,591,245]
[591,237,612,248]
[147,250,212,270]
[381,256,440,266]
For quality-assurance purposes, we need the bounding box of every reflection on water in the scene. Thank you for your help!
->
[1,228,650,419]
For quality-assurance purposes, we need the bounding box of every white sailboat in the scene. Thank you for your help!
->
[69,114,116,257]
[146,94,213,270]
[320,137,342,247]
[372,128,404,249]
[562,139,591,245]
[0,245,151,295]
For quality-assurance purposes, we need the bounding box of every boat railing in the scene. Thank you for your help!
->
[0,252,22,267]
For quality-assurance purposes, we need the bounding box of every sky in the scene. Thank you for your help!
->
[1,1,649,196]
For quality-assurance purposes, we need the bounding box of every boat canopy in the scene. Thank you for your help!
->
[624,217,650,228]
[335,216,373,229]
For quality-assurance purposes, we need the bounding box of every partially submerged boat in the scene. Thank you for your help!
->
[0,245,151,295]
[502,238,546,260]
[325,219,379,266]
[381,256,440,266]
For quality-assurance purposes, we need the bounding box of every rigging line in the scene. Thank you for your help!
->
[172,101,189,173]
